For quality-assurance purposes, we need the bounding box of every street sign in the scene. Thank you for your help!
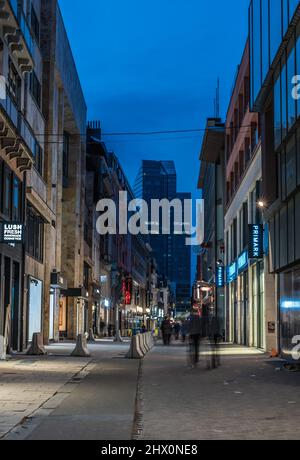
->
[0,222,24,244]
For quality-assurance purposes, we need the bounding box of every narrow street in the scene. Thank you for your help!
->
[2,342,300,441]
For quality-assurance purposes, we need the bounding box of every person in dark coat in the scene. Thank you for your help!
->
[174,322,181,341]
[186,312,203,366]
[161,316,173,345]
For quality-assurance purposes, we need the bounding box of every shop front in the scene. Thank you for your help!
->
[227,260,238,343]
[237,250,249,346]
[0,246,23,351]
[279,267,300,359]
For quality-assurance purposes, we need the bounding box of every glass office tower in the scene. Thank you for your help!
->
[134,161,191,313]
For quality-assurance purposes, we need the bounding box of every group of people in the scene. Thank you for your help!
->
[160,311,222,369]
[160,317,187,345]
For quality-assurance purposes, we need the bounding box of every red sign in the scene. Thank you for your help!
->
[123,277,133,305]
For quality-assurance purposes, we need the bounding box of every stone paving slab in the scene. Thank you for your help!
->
[139,344,300,440]
[0,352,91,439]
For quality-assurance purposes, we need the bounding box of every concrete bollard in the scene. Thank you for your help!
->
[27,333,47,356]
[143,333,150,353]
[126,333,144,359]
[71,334,91,357]
[87,328,96,344]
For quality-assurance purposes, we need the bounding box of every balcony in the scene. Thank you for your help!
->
[0,0,34,73]
[0,89,35,172]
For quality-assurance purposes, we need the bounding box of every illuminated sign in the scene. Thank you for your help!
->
[122,277,133,305]
[249,224,264,259]
[216,266,224,288]
[0,222,24,244]
[280,298,300,311]
[227,261,237,284]
[238,251,248,274]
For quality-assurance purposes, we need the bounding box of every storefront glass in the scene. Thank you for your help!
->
[280,267,300,357]
[28,277,42,340]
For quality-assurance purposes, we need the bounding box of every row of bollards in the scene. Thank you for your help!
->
[126,332,154,359]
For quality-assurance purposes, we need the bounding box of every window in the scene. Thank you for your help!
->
[33,141,43,176]
[26,205,44,262]
[31,4,40,44]
[274,70,282,150]
[2,164,11,217]
[8,60,20,105]
[285,134,297,196]
[12,176,21,221]
[29,71,41,107]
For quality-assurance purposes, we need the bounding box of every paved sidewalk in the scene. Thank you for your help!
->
[0,345,91,439]
[139,343,300,440]
[5,340,139,440]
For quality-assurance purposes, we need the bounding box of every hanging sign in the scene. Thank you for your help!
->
[216,265,225,288]
[249,224,264,259]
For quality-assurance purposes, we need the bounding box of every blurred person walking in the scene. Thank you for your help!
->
[161,316,173,346]
[187,312,203,367]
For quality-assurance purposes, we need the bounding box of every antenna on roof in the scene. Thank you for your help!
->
[215,78,220,119]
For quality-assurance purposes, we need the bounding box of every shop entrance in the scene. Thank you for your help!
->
[2,256,21,351]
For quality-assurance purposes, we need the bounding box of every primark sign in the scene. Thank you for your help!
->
[0,222,24,244]
[248,224,264,259]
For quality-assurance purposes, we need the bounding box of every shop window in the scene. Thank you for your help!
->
[28,277,42,340]
[280,205,288,268]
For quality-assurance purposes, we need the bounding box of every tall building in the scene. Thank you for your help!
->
[134,160,191,313]
[198,118,226,332]
[0,0,47,351]
[249,0,300,357]
[224,41,275,352]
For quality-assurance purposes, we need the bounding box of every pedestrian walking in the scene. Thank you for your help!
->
[186,312,203,367]
[161,316,173,345]
[174,321,181,341]
[180,320,187,343]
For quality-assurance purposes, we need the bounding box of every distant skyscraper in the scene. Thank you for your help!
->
[134,160,191,312]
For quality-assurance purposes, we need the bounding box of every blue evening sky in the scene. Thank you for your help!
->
[59,0,249,195]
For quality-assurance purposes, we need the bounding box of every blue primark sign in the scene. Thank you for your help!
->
[216,265,225,288]
[249,224,264,259]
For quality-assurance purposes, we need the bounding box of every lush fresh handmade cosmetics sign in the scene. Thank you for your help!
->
[0,223,24,244]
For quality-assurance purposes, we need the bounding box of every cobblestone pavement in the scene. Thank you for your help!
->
[139,343,300,440]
